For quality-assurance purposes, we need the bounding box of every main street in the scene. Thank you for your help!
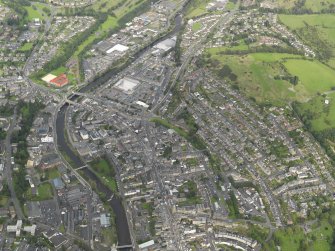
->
[4,109,24,220]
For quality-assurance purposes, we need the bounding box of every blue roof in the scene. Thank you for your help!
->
[53,178,64,189]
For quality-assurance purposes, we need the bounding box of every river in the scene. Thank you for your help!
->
[55,7,185,250]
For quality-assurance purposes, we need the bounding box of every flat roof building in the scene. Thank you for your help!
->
[106,44,129,54]
[114,77,140,94]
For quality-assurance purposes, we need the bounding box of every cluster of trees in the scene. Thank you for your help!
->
[3,0,30,29]
[11,101,44,205]
[0,102,14,117]
[274,74,299,85]
[217,45,302,56]
[178,180,198,199]
[217,64,238,82]
[226,191,240,218]
[174,33,183,66]
[292,102,335,177]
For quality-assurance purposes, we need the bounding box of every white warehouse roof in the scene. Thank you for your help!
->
[106,44,129,54]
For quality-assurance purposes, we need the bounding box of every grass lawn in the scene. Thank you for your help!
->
[283,59,335,94]
[24,5,44,21]
[206,42,250,53]
[279,14,335,30]
[19,42,34,52]
[89,0,126,12]
[186,0,212,18]
[89,158,118,193]
[27,183,53,201]
[0,196,8,207]
[279,14,335,67]
[208,52,305,104]
[274,220,333,251]
[273,226,304,251]
[73,16,118,57]
[185,158,198,166]
[50,66,67,76]
[207,48,335,103]
[45,168,61,180]
[225,1,236,10]
[295,91,335,131]
[101,227,117,246]
[304,0,335,12]
[192,22,202,31]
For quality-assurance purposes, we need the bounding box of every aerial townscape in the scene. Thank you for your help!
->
[1,0,335,250]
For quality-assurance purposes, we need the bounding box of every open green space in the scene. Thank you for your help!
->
[294,91,335,131]
[26,182,54,201]
[45,168,61,180]
[185,0,212,18]
[192,22,202,31]
[304,0,335,12]
[206,52,305,104]
[101,227,118,247]
[273,220,333,251]
[24,5,44,21]
[19,42,34,52]
[0,196,8,207]
[206,48,335,104]
[283,59,335,94]
[279,14,335,66]
[73,16,118,57]
[279,14,335,30]
[178,180,202,206]
[89,157,118,193]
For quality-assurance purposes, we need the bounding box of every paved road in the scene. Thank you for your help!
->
[4,110,24,219]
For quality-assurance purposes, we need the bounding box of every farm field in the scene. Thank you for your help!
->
[304,0,335,12]
[279,14,335,67]
[283,59,335,95]
[207,52,305,104]
[279,14,335,29]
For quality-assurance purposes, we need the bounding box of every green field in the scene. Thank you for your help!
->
[304,0,335,12]
[45,168,61,180]
[279,14,335,29]
[19,42,34,52]
[0,196,8,207]
[50,66,67,76]
[273,220,333,251]
[89,158,118,193]
[279,14,335,67]
[27,183,54,201]
[73,16,118,57]
[192,22,202,31]
[295,91,335,131]
[186,0,212,18]
[207,52,306,103]
[206,41,250,53]
[207,48,335,103]
[283,59,335,94]
[260,0,335,11]
[24,3,49,21]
